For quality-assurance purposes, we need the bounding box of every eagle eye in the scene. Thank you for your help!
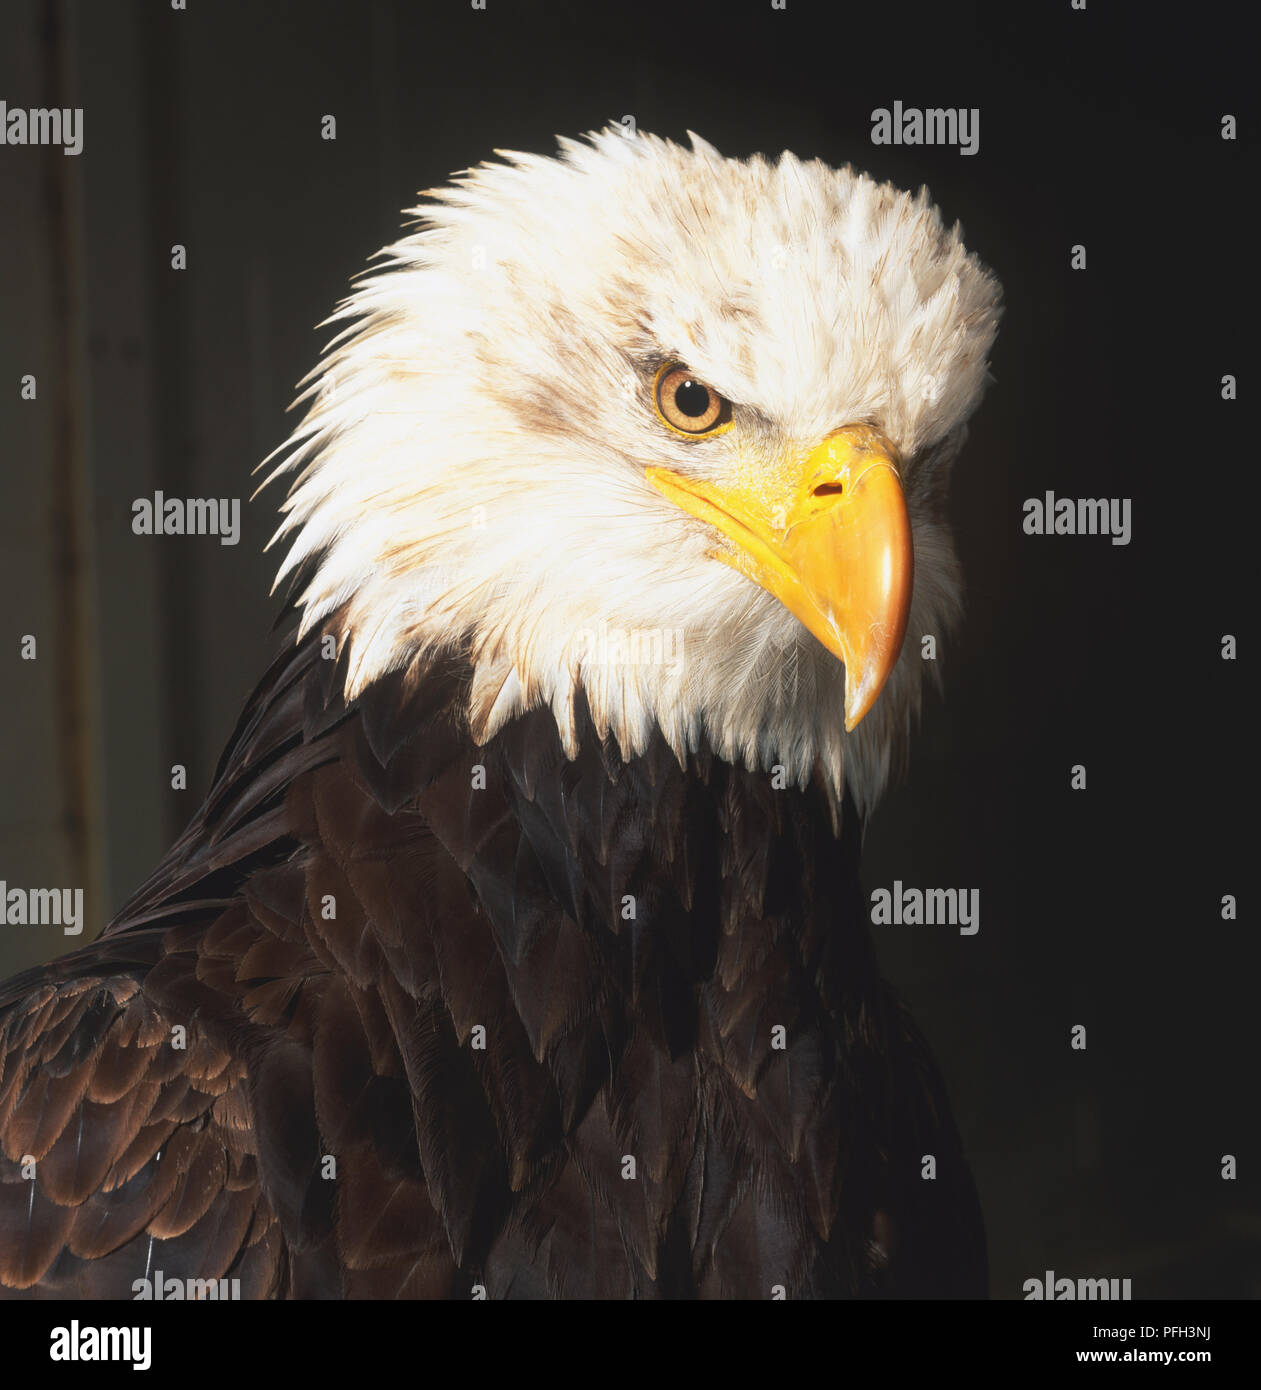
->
[654,364,731,436]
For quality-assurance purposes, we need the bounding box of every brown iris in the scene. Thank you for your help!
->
[654,364,730,436]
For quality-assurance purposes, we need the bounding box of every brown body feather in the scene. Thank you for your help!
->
[0,627,985,1298]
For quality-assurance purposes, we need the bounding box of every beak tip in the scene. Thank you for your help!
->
[843,703,869,734]
[842,649,898,733]
[842,678,872,733]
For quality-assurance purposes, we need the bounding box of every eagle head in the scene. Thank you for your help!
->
[265,128,1001,814]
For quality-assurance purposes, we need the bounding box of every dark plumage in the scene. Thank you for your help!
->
[0,627,984,1297]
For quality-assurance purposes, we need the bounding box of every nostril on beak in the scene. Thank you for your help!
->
[813,481,845,499]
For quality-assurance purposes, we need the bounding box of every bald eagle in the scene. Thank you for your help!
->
[0,130,1000,1299]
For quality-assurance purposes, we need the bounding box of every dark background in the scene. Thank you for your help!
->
[0,0,1253,1298]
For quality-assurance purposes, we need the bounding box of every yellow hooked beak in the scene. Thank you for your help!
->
[646,423,913,731]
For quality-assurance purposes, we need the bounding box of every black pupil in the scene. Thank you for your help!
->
[674,379,711,418]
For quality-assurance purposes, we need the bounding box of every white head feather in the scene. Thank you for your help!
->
[262,128,1001,815]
